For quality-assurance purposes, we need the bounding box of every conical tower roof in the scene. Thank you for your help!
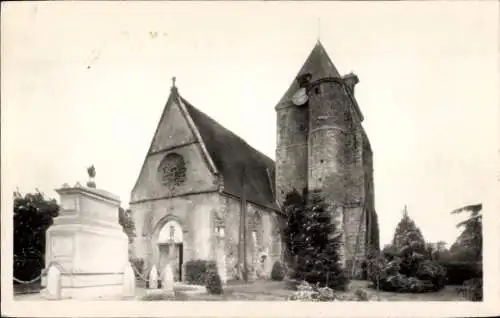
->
[276,40,341,109]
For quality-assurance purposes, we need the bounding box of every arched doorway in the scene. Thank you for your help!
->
[157,220,183,281]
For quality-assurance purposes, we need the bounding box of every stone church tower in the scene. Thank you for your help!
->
[275,41,379,277]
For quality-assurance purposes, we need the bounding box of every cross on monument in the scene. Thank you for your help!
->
[172,76,176,87]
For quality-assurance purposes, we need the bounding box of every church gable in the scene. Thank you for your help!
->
[130,88,220,203]
[131,144,219,203]
[149,96,196,153]
[131,83,278,210]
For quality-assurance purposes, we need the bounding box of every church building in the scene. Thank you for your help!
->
[130,41,379,282]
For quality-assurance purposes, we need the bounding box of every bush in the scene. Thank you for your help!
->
[440,261,482,285]
[184,259,223,295]
[130,258,145,278]
[459,278,482,301]
[184,260,218,285]
[368,252,446,293]
[288,281,374,301]
[288,281,336,301]
[288,281,318,301]
[368,211,447,294]
[271,261,285,281]
[416,260,447,291]
[206,270,223,295]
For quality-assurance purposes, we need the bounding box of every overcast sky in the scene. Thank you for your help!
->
[2,1,498,247]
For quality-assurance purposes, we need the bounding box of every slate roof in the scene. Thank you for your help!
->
[276,40,341,109]
[178,95,279,211]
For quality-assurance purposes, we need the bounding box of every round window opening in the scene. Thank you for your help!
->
[159,153,187,187]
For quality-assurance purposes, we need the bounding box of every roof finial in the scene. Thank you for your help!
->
[403,204,408,217]
[171,76,177,93]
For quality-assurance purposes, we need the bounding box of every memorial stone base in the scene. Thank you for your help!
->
[41,184,129,300]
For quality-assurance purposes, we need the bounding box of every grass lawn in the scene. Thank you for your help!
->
[140,280,467,301]
[14,279,467,301]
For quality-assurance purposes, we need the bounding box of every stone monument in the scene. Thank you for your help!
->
[41,167,129,299]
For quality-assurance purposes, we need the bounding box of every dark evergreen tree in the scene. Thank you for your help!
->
[391,207,427,277]
[282,188,307,270]
[283,189,348,291]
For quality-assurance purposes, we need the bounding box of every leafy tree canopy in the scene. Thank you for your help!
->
[449,203,482,262]
[119,207,136,244]
[13,190,60,280]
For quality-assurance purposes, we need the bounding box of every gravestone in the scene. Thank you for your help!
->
[149,265,159,289]
[41,183,129,299]
[122,263,135,298]
[161,263,174,294]
[43,263,61,300]
[262,249,273,278]
[250,232,258,280]
[264,256,273,277]
[215,230,227,284]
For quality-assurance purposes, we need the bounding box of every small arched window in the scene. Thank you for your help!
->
[159,153,187,187]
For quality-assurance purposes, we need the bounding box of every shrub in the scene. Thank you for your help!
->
[288,281,336,301]
[459,278,483,301]
[440,261,482,285]
[382,245,400,260]
[184,259,223,295]
[369,210,447,293]
[206,270,223,295]
[316,285,336,301]
[288,281,375,301]
[130,258,145,278]
[184,260,218,285]
[354,288,370,301]
[416,260,447,291]
[271,261,285,281]
[288,281,319,301]
[370,259,445,294]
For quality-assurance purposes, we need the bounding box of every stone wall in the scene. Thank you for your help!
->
[307,80,352,201]
[362,133,380,253]
[130,191,283,282]
[306,78,377,276]
[307,79,353,266]
[275,103,309,206]
[130,193,217,274]
[217,194,282,280]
